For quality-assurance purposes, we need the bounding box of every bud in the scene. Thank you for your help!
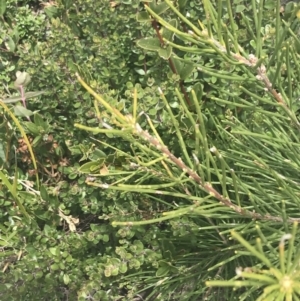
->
[14,71,31,89]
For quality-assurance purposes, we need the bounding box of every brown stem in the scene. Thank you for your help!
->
[144,2,191,106]
[134,122,300,224]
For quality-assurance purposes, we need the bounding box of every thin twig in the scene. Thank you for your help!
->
[134,121,300,224]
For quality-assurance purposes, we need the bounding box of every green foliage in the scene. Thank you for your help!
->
[1,0,300,300]
[0,1,170,300]
[75,0,300,300]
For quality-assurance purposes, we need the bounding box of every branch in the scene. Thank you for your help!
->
[134,111,300,224]
[144,2,191,106]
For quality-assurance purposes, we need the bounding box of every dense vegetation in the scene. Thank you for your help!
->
[1,0,300,300]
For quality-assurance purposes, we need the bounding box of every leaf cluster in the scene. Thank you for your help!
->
[1,0,300,301]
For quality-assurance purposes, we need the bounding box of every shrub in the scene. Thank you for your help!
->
[75,0,300,300]
[1,0,300,301]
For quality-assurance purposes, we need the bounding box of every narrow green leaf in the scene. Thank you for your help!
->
[44,6,58,18]
[0,170,30,219]
[32,135,43,147]
[12,27,19,43]
[231,231,273,268]
[1,90,45,104]
[0,240,10,247]
[149,1,170,15]
[63,0,72,9]
[25,123,40,135]
[78,160,105,173]
[40,185,49,201]
[156,266,169,277]
[0,230,17,247]
[0,0,7,17]
[136,11,151,22]
[172,57,183,74]
[91,148,107,159]
[192,82,203,101]
[13,161,18,198]
[0,119,6,128]
[236,5,246,13]
[14,105,34,117]
[161,19,177,41]
[0,142,5,162]
[137,38,161,51]
[179,62,194,80]
[158,45,172,59]
[5,36,15,52]
[1,95,22,103]
[24,91,45,99]
[178,0,188,10]
[34,113,48,130]
[0,100,39,188]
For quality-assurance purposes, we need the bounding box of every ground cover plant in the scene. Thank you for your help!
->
[1,0,300,300]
